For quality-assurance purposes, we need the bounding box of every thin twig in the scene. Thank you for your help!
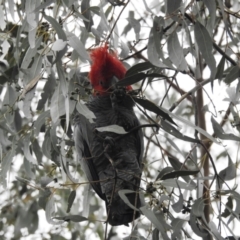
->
[169,78,217,112]
[184,12,237,66]
[106,0,130,42]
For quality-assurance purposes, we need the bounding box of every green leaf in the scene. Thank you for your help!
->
[192,198,205,217]
[224,65,240,84]
[96,125,127,134]
[37,74,56,110]
[34,110,50,135]
[161,170,199,180]
[189,211,209,238]
[161,179,196,190]
[127,11,141,41]
[202,0,216,35]
[222,196,233,218]
[140,206,171,240]
[50,85,66,123]
[216,0,236,45]
[116,72,166,87]
[33,0,55,12]
[21,36,42,69]
[162,108,219,144]
[147,28,166,68]
[67,190,76,213]
[1,141,16,187]
[156,167,174,181]
[171,218,186,239]
[194,21,216,79]
[172,192,183,213]
[82,184,93,218]
[161,121,199,143]
[211,116,240,141]
[42,128,52,159]
[23,134,38,164]
[125,62,154,77]
[43,14,67,40]
[81,0,93,32]
[168,157,196,187]
[208,221,225,240]
[218,155,236,189]
[133,97,176,125]
[76,100,96,123]
[118,190,139,211]
[45,196,59,225]
[215,56,225,81]
[168,32,188,71]
[67,35,90,62]
[50,121,60,153]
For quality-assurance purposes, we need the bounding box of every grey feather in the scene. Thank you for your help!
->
[74,92,143,226]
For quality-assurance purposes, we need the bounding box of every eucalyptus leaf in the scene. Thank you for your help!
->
[218,155,236,186]
[156,167,173,181]
[50,85,66,123]
[209,221,225,240]
[68,35,90,62]
[118,189,139,211]
[224,65,240,84]
[43,14,67,40]
[161,170,199,180]
[221,196,233,218]
[82,184,93,218]
[42,128,52,159]
[211,116,240,141]
[117,72,166,87]
[163,108,219,144]
[127,11,140,41]
[125,62,154,77]
[23,134,37,164]
[194,21,216,79]
[189,211,209,238]
[215,56,225,81]
[34,110,50,135]
[45,196,63,225]
[171,218,186,239]
[161,179,195,190]
[202,0,216,35]
[147,28,167,68]
[52,39,67,51]
[167,32,188,71]
[81,0,93,32]
[67,190,76,213]
[140,206,171,240]
[172,192,183,213]
[96,125,127,134]
[133,97,176,125]
[0,140,16,187]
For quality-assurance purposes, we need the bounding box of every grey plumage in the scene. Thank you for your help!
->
[74,91,143,226]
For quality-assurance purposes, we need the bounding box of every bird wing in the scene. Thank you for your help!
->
[74,114,106,200]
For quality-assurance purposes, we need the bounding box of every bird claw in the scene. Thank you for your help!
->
[110,88,126,106]
[103,136,115,149]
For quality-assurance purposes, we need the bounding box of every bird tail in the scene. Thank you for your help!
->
[106,190,141,226]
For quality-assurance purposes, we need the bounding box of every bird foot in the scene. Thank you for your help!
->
[110,88,126,108]
[103,136,115,149]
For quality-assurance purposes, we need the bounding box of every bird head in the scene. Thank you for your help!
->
[89,44,132,95]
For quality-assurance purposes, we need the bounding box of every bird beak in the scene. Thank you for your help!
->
[109,76,119,90]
